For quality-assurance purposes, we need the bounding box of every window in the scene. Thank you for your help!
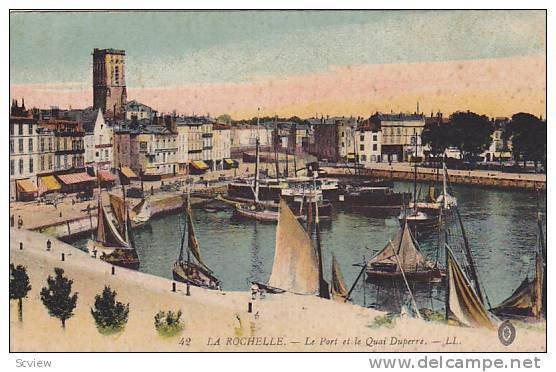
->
[28,124,33,135]
[373,134,378,142]
[360,144,364,151]
[28,138,33,153]
[29,158,33,173]
[64,155,68,168]
[40,156,45,171]
[19,139,23,153]
[48,155,53,170]
[18,124,23,135]
[373,144,378,151]
[10,160,15,175]
[10,140,14,154]
[341,132,345,137]
[360,155,367,162]
[19,159,23,174]
[360,135,365,142]
[10,124,14,136]
[40,137,45,152]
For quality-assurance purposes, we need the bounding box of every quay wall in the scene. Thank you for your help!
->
[31,193,188,240]
[322,166,546,191]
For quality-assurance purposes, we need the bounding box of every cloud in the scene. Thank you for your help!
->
[10,55,545,119]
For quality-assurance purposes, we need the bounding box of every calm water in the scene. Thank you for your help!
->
[74,182,546,313]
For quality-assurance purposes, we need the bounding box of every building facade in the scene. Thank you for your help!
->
[378,113,425,162]
[92,48,127,119]
[125,100,154,121]
[212,123,231,170]
[84,110,114,171]
[355,119,382,164]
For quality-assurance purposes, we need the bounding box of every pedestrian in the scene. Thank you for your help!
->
[251,283,259,300]
[10,214,14,227]
[17,215,23,229]
[46,239,51,251]
[151,185,154,196]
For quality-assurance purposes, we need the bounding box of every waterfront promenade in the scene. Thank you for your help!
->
[10,228,545,352]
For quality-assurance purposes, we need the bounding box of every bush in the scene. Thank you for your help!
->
[91,286,129,335]
[154,310,184,338]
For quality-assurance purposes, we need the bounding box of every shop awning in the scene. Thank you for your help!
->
[190,160,209,170]
[40,176,61,191]
[224,158,239,168]
[16,179,38,193]
[98,171,116,182]
[120,166,138,179]
[57,172,96,185]
[347,154,355,160]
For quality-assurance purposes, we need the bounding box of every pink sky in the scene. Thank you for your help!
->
[10,55,545,119]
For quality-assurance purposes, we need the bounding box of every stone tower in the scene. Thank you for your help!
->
[92,48,127,119]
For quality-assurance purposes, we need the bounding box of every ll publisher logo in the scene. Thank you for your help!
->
[498,320,516,346]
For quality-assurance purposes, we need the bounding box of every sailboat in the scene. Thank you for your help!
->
[331,253,349,301]
[398,132,437,230]
[130,196,152,226]
[254,198,329,298]
[366,220,444,283]
[491,207,545,320]
[172,194,221,290]
[88,194,140,270]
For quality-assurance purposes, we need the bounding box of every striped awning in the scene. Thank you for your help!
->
[190,160,209,170]
[120,166,138,179]
[98,171,116,182]
[224,158,235,165]
[40,176,61,191]
[16,179,38,193]
[57,172,96,185]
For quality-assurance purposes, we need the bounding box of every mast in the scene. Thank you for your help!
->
[413,130,417,212]
[253,108,260,203]
[274,116,280,179]
[313,174,329,299]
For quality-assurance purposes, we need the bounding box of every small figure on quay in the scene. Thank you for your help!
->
[17,216,23,229]
[46,239,52,251]
[251,283,259,300]
[10,214,15,227]
[151,185,154,196]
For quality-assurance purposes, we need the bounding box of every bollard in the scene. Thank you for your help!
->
[172,282,176,292]
[248,302,253,313]
[111,266,115,275]
[19,242,23,250]
[186,283,191,296]
[61,253,65,261]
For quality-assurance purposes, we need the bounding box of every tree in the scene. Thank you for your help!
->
[90,286,129,334]
[504,113,546,170]
[421,122,453,159]
[40,268,78,329]
[10,264,32,322]
[216,114,232,124]
[449,111,493,162]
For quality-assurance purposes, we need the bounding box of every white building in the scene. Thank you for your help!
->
[212,123,231,170]
[230,125,272,148]
[356,123,382,164]
[83,110,113,171]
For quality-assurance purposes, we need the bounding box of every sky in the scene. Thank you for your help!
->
[9,10,546,119]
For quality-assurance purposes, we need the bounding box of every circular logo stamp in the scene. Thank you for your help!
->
[498,320,516,346]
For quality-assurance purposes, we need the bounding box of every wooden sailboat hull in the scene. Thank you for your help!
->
[366,267,445,283]
[172,261,220,290]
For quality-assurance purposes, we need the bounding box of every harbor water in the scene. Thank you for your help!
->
[74,182,546,313]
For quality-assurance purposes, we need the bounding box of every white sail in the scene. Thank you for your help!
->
[268,199,319,294]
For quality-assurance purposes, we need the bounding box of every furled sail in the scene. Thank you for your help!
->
[109,193,126,234]
[491,252,543,319]
[368,222,433,273]
[268,199,319,294]
[331,253,348,300]
[186,196,210,272]
[96,199,129,248]
[446,246,497,330]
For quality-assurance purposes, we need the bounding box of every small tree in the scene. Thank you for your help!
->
[90,286,129,335]
[9,264,32,322]
[40,267,78,329]
[154,309,184,337]
[450,111,493,162]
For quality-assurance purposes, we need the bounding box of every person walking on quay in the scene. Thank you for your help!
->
[17,216,23,229]
[10,214,15,227]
